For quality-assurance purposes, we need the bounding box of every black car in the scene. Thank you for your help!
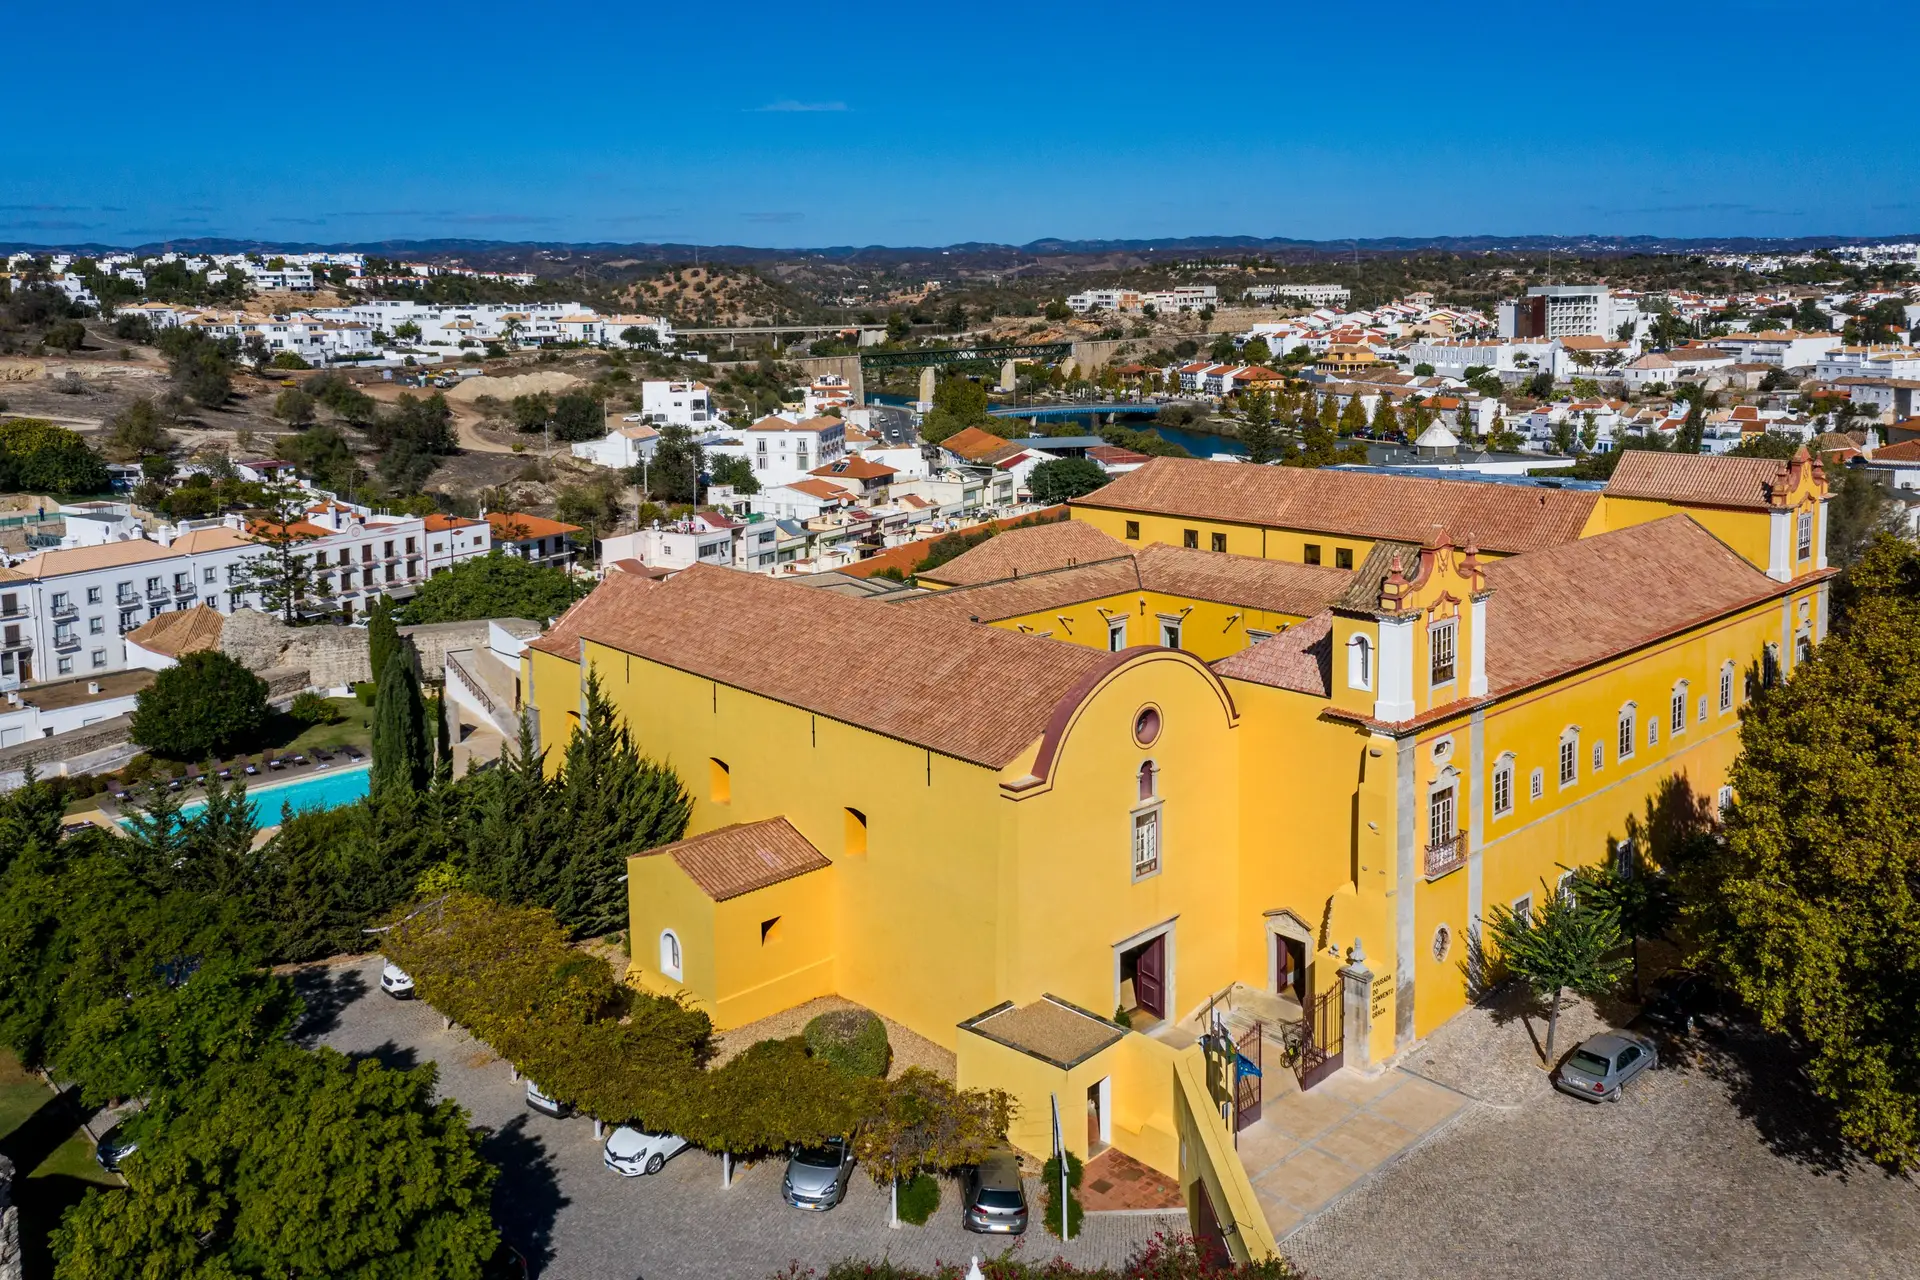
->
[484,1242,530,1279]
[1639,971,1726,1039]
[961,1145,1028,1234]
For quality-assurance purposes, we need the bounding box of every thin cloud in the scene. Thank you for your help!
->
[0,203,92,213]
[271,216,330,226]
[742,212,803,224]
[751,100,847,112]
[0,218,98,230]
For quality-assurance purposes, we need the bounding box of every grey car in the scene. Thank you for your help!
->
[962,1145,1028,1234]
[783,1136,855,1210]
[1554,1031,1658,1102]
[94,1122,138,1173]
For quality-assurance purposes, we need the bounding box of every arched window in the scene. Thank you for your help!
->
[1670,681,1689,735]
[1719,661,1735,713]
[659,930,683,981]
[1617,703,1637,762]
[1347,634,1373,691]
[1138,760,1158,803]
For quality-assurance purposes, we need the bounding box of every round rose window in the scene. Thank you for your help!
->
[1133,706,1162,747]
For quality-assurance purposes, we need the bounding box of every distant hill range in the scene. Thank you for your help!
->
[6,232,1918,267]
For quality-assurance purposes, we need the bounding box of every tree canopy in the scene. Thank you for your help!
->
[0,418,110,495]
[398,551,588,624]
[1027,457,1109,504]
[1696,535,1920,1168]
[129,651,269,761]
[52,1047,499,1280]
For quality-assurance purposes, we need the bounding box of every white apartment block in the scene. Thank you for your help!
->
[572,421,660,470]
[1403,337,1557,380]
[1500,286,1615,340]
[1812,346,1920,382]
[1064,285,1218,314]
[706,416,848,489]
[1708,330,1844,369]
[639,380,716,426]
[1244,284,1352,307]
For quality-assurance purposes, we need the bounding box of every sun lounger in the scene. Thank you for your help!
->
[244,763,260,776]
[343,746,365,762]
[217,768,233,781]
[290,754,308,766]
[267,758,285,771]
[312,748,333,762]
[112,789,130,801]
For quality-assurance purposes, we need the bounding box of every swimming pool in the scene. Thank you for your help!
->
[173,764,371,827]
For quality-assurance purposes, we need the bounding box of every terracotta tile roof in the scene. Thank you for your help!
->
[810,457,897,482]
[5,538,179,578]
[125,604,225,657]
[903,540,1348,623]
[919,520,1132,586]
[424,513,483,532]
[1212,610,1334,695]
[636,817,831,902]
[784,478,851,501]
[940,426,1023,464]
[528,563,1115,768]
[1074,457,1599,554]
[486,511,582,540]
[1868,439,1920,463]
[1603,450,1810,511]
[1482,516,1786,695]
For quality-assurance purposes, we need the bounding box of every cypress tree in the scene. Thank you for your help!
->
[371,640,429,796]
[366,595,400,689]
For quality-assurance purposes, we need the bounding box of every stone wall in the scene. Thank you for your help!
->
[0,713,135,775]
[0,1154,20,1280]
[398,619,536,682]
[220,609,370,688]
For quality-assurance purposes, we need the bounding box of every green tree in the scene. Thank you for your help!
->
[371,641,430,797]
[1370,395,1400,438]
[1570,851,1679,1000]
[0,418,111,494]
[281,423,361,494]
[708,454,760,494]
[1042,301,1071,323]
[551,672,692,935]
[551,391,604,442]
[1695,536,1920,1167]
[367,594,401,687]
[1337,393,1367,434]
[1241,337,1272,364]
[1027,457,1109,504]
[103,399,178,462]
[649,424,704,503]
[856,1068,1014,1227]
[130,651,269,761]
[1726,432,1802,460]
[272,387,315,426]
[1239,390,1279,465]
[1485,884,1628,1064]
[1551,419,1577,456]
[399,550,587,624]
[1826,463,1899,568]
[52,1047,498,1280]
[238,486,333,621]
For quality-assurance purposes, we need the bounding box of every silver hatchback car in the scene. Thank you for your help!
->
[783,1136,856,1210]
[1553,1031,1658,1102]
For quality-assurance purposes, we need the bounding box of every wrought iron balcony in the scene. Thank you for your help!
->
[1424,832,1466,880]
[146,585,169,600]
[174,581,196,595]
[50,600,77,618]
[52,632,81,652]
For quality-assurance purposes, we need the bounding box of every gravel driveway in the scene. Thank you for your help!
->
[1282,990,1920,1280]
[299,957,1176,1280]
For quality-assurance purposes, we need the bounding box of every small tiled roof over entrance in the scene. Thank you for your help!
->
[637,817,831,902]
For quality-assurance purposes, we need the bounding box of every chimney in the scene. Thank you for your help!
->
[87,681,100,695]
[156,525,174,548]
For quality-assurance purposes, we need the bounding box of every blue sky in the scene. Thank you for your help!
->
[5,0,1917,249]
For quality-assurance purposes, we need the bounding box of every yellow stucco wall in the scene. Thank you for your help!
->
[987,589,1310,663]
[1071,504,1371,568]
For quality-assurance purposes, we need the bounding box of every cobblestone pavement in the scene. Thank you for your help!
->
[300,957,1178,1280]
[1282,993,1920,1280]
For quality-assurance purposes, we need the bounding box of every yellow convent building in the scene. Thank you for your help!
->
[523,448,1832,1260]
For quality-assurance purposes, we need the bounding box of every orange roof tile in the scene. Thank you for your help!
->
[636,817,831,901]
[1603,450,1817,511]
[486,511,582,540]
[125,605,225,657]
[918,520,1132,586]
[1075,457,1599,555]
[1212,610,1334,695]
[528,563,1114,767]
[940,426,1023,464]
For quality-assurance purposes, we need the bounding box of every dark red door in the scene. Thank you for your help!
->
[1135,935,1165,1019]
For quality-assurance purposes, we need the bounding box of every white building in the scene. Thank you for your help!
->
[1500,286,1615,340]
[599,513,741,573]
[1244,284,1352,307]
[639,380,716,426]
[0,670,150,747]
[571,421,660,471]
[705,415,848,489]
[1708,330,1843,369]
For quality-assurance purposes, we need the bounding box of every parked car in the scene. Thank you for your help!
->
[961,1144,1028,1234]
[603,1126,688,1176]
[94,1122,138,1173]
[1553,1031,1658,1102]
[525,1080,570,1118]
[483,1242,530,1279]
[783,1136,856,1210]
[380,963,416,999]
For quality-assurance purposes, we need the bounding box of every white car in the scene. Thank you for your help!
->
[526,1080,570,1118]
[603,1126,688,1177]
[380,963,416,999]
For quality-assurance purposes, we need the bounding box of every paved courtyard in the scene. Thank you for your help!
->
[300,956,1180,1280]
[1281,991,1920,1280]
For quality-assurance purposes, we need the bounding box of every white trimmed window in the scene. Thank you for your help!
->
[1648,715,1660,747]
[1159,617,1182,649]
[1671,682,1689,735]
[1131,809,1160,879]
[659,930,683,981]
[1491,755,1514,818]
[1107,617,1127,652]
[1617,703,1637,762]
[1558,729,1579,787]
[1347,634,1373,691]
[1430,619,1457,686]
[1797,510,1813,561]
[1529,767,1544,801]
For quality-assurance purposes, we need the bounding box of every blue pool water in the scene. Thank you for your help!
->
[157,764,371,828]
